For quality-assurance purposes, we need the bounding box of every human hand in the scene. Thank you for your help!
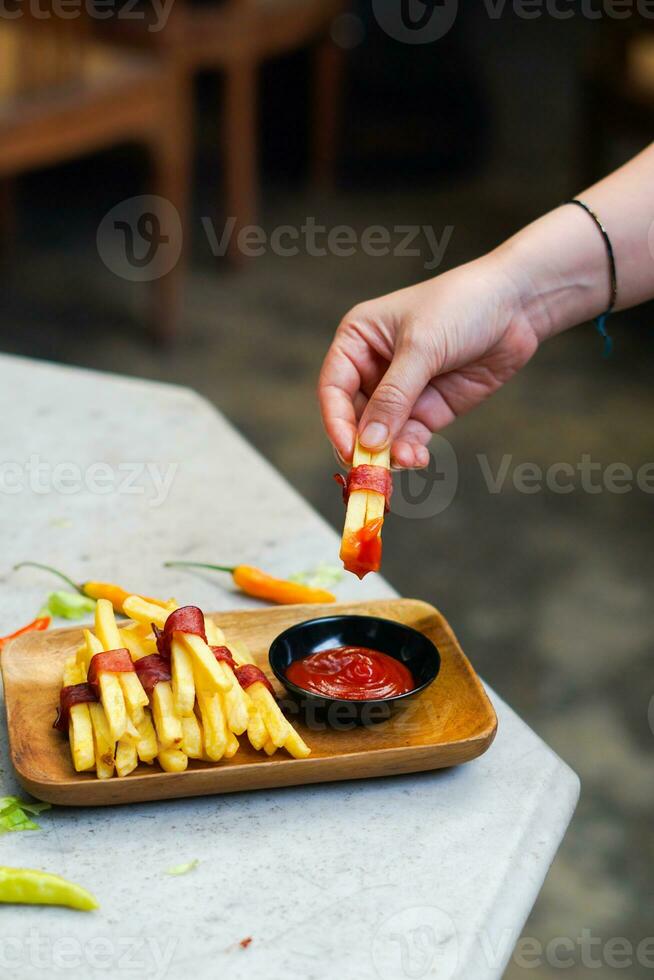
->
[318,253,542,469]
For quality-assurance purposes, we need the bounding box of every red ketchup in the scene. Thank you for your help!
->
[286,646,414,701]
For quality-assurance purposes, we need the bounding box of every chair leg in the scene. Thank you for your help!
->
[311,33,345,188]
[148,67,193,343]
[224,59,258,263]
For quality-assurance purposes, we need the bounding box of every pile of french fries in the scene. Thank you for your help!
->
[60,595,310,778]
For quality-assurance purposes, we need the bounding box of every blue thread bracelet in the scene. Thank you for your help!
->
[567,199,617,358]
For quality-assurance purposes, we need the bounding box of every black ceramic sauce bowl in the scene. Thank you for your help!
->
[269,614,441,727]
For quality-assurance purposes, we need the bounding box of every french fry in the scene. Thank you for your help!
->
[195,688,227,761]
[224,728,240,759]
[227,638,256,666]
[150,681,183,749]
[340,441,391,577]
[246,702,267,751]
[88,701,115,779]
[119,627,156,661]
[181,713,203,759]
[96,599,148,726]
[170,638,196,716]
[222,677,250,736]
[248,683,291,748]
[284,728,311,760]
[94,597,123,650]
[80,627,102,666]
[62,658,95,773]
[263,739,277,756]
[115,739,138,777]
[181,633,232,693]
[203,619,224,646]
[204,620,252,667]
[135,711,158,764]
[96,674,128,741]
[157,746,188,773]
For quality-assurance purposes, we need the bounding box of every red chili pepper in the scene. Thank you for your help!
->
[0,616,51,650]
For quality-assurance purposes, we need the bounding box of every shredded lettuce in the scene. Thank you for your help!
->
[165,859,198,876]
[46,591,96,620]
[0,797,51,834]
[289,562,343,589]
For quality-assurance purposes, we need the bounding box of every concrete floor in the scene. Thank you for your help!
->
[2,171,653,977]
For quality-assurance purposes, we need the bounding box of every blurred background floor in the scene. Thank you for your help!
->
[2,6,654,977]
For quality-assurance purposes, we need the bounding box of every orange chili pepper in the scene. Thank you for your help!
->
[13,563,162,615]
[164,561,336,605]
[0,615,51,650]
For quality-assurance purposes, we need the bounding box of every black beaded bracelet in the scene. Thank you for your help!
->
[567,198,617,357]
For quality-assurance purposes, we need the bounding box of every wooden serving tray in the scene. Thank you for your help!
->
[1,599,497,806]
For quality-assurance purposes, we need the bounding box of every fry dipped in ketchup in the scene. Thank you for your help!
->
[336,440,392,578]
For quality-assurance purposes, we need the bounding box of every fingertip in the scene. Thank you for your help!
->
[391,441,415,469]
[359,422,390,451]
[392,441,430,470]
[331,423,355,465]
[416,446,430,468]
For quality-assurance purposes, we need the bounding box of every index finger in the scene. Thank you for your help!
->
[318,341,361,463]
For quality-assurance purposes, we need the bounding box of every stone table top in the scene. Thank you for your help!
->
[0,354,579,980]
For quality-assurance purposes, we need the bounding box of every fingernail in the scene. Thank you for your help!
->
[417,447,430,467]
[359,422,389,449]
[333,446,349,468]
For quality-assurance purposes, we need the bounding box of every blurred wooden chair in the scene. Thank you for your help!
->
[0,13,190,340]
[105,0,347,260]
[582,20,654,183]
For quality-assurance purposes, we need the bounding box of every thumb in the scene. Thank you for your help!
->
[358,349,431,450]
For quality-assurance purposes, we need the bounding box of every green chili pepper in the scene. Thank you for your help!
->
[0,867,98,910]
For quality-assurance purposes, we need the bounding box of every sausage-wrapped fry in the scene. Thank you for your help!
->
[338,440,391,578]
[95,600,148,726]
[61,658,95,773]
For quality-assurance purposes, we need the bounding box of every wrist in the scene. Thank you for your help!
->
[490,204,614,344]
